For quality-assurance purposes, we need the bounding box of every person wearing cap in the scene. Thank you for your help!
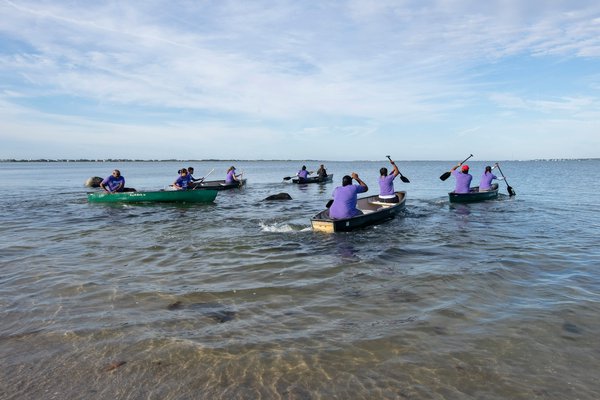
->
[378,158,401,203]
[225,166,242,184]
[479,165,502,191]
[329,173,369,219]
[100,169,125,193]
[450,163,472,193]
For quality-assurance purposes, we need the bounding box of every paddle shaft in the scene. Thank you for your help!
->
[494,164,515,196]
[440,154,473,181]
[386,156,410,183]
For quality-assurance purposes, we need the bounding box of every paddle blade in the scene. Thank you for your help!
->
[400,175,410,183]
[439,171,451,181]
[326,199,334,208]
[283,176,292,181]
[507,186,516,196]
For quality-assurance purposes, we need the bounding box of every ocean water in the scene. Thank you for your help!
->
[0,159,599,399]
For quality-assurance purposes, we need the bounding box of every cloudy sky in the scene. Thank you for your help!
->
[1,0,599,160]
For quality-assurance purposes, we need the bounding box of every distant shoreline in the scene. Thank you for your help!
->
[1,158,598,163]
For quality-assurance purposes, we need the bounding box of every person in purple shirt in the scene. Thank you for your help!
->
[296,165,312,183]
[225,166,242,184]
[329,173,369,219]
[173,168,192,190]
[100,169,125,193]
[378,158,401,203]
[479,165,501,191]
[451,164,472,193]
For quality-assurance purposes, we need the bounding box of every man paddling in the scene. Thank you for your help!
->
[329,173,368,219]
[450,164,472,193]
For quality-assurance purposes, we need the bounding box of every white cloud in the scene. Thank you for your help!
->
[0,0,599,159]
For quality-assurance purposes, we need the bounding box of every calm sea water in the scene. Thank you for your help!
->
[1,159,599,399]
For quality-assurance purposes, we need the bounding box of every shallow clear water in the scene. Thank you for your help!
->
[1,160,599,399]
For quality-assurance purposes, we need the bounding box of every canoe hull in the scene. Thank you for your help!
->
[311,191,406,232]
[189,179,246,191]
[292,174,333,184]
[448,184,499,203]
[87,189,218,203]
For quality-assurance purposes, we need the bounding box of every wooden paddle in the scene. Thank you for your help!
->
[494,163,516,196]
[440,154,473,181]
[386,155,410,183]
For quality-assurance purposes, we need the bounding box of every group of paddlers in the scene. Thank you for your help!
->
[99,166,243,193]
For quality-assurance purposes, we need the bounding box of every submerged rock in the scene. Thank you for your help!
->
[104,360,126,372]
[263,192,292,201]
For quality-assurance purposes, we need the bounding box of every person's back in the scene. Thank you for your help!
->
[297,166,309,180]
[479,166,497,191]
[377,160,400,203]
[329,174,368,219]
[451,165,472,193]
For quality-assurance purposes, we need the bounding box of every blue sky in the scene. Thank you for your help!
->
[0,0,599,160]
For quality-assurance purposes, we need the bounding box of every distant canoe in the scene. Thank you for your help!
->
[189,179,246,191]
[87,189,218,204]
[311,191,406,233]
[448,184,499,203]
[292,174,333,184]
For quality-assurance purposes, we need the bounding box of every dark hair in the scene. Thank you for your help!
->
[485,166,492,173]
[177,169,181,174]
[188,167,194,172]
[342,175,352,186]
[302,165,306,170]
[380,167,388,176]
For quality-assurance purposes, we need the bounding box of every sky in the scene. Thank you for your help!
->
[0,0,599,161]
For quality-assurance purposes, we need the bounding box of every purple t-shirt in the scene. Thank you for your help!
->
[479,172,497,190]
[452,170,472,193]
[175,175,191,189]
[225,170,236,183]
[329,184,368,219]
[297,170,309,179]
[102,175,125,192]
[378,174,396,196]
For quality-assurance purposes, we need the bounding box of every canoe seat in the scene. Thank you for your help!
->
[368,201,395,207]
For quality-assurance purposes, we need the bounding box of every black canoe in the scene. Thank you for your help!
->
[190,179,247,191]
[311,191,406,233]
[448,183,499,203]
[292,174,333,184]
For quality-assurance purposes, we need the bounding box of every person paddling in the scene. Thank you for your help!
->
[378,158,402,203]
[479,165,502,191]
[329,173,368,219]
[450,164,472,193]
[225,166,242,184]
[296,165,312,183]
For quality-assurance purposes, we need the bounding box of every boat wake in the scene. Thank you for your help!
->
[259,222,310,233]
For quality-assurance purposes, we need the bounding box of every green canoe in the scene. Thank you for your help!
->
[87,189,218,204]
[448,184,499,203]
